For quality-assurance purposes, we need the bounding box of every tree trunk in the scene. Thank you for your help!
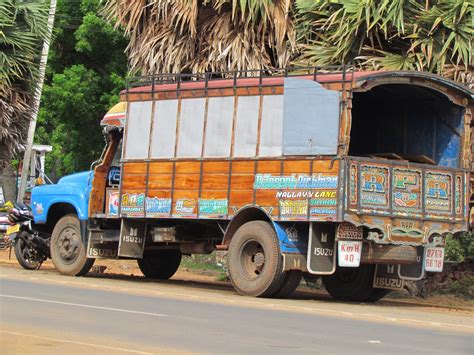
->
[0,163,17,203]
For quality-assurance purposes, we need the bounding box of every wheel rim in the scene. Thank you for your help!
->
[56,226,81,265]
[18,239,38,266]
[238,239,266,280]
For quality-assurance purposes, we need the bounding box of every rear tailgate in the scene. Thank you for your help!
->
[344,157,469,244]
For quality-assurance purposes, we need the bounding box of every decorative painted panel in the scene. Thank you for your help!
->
[425,171,452,218]
[392,168,422,217]
[359,164,390,214]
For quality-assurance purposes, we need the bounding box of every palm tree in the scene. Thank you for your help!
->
[0,0,49,200]
[295,0,473,86]
[103,0,297,75]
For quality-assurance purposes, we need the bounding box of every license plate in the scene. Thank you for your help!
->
[6,224,20,235]
[424,247,444,272]
[337,241,362,267]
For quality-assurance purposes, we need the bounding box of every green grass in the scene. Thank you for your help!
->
[179,253,225,272]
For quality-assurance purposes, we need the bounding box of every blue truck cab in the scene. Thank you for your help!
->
[31,171,92,225]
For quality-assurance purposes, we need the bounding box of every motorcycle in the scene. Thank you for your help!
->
[4,202,50,270]
[0,201,15,249]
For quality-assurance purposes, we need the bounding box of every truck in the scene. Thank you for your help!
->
[31,67,474,301]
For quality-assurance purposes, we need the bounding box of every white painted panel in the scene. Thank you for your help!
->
[234,96,259,157]
[204,97,234,157]
[259,95,283,157]
[177,98,206,158]
[124,101,152,159]
[283,78,340,155]
[150,99,178,158]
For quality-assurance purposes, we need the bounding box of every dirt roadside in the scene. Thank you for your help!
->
[1,248,472,312]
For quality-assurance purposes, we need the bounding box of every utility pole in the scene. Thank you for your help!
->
[17,0,57,202]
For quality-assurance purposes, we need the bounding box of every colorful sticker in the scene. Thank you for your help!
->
[309,190,337,207]
[146,197,171,216]
[254,173,338,189]
[173,199,197,217]
[279,200,308,220]
[121,193,145,216]
[309,207,337,220]
[35,202,44,215]
[107,190,120,216]
[199,199,228,217]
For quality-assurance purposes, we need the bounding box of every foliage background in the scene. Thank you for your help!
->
[36,0,473,179]
[35,0,127,180]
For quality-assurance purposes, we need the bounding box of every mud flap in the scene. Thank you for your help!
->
[118,219,146,258]
[373,264,404,290]
[87,230,119,259]
[398,246,424,281]
[306,222,336,275]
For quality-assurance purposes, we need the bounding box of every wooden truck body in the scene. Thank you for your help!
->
[36,67,474,300]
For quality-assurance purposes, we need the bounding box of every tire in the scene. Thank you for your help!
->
[50,214,95,276]
[322,264,387,302]
[137,250,182,279]
[272,270,303,298]
[228,221,285,297]
[14,234,40,270]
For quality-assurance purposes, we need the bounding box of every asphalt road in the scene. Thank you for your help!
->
[0,266,473,354]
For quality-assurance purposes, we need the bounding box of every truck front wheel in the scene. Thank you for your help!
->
[137,250,182,279]
[322,264,388,302]
[228,221,285,297]
[50,214,95,276]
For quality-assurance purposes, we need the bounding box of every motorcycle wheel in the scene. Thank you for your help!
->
[14,235,41,270]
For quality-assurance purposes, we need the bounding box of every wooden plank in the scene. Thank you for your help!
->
[175,161,201,174]
[173,174,200,190]
[400,154,436,165]
[207,88,234,97]
[255,190,278,206]
[121,175,146,189]
[147,176,173,189]
[232,161,255,173]
[229,175,254,190]
[283,160,311,174]
[371,152,404,160]
[126,86,284,103]
[229,190,254,207]
[149,162,174,174]
[257,160,281,173]
[146,190,172,198]
[202,161,231,173]
[123,162,147,174]
[201,174,229,190]
[312,159,339,172]
[173,190,199,200]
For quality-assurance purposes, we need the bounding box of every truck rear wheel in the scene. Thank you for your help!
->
[272,270,302,298]
[50,214,94,276]
[137,250,182,279]
[228,221,285,297]
[322,264,388,302]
